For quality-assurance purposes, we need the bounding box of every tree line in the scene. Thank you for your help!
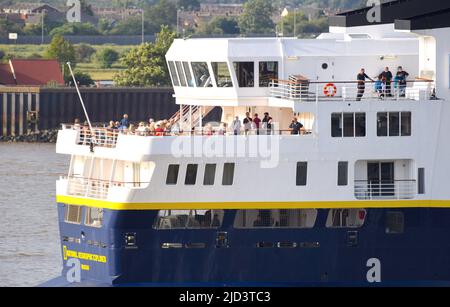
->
[0,0,368,37]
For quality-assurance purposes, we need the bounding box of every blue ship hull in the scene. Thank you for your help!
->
[46,204,450,287]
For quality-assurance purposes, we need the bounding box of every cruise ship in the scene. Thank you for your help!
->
[44,0,450,286]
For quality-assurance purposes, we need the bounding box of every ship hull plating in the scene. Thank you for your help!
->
[51,204,450,287]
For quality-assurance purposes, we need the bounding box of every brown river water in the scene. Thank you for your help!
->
[0,143,69,287]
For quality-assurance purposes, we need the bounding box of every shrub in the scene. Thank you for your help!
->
[96,48,119,69]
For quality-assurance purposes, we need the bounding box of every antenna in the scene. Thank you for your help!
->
[66,62,96,146]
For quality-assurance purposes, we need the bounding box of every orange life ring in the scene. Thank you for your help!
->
[323,83,337,97]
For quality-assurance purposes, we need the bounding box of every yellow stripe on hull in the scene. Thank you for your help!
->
[56,195,450,210]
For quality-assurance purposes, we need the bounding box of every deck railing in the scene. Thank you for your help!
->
[270,79,434,103]
[61,124,312,149]
[64,176,148,199]
[354,180,416,200]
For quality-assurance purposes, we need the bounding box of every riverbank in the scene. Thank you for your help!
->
[0,130,58,143]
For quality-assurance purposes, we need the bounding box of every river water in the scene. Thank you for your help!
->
[0,143,68,287]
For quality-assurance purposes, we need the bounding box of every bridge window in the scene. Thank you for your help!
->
[65,205,82,224]
[175,61,187,87]
[259,61,278,87]
[326,209,366,228]
[377,112,411,137]
[331,113,366,138]
[85,207,104,228]
[203,163,216,185]
[385,211,404,234]
[183,62,195,87]
[222,163,235,185]
[234,209,317,228]
[338,161,348,186]
[233,62,254,87]
[168,61,180,87]
[154,210,224,229]
[185,164,198,185]
[296,162,308,186]
[166,164,180,185]
[192,62,213,87]
[212,62,233,87]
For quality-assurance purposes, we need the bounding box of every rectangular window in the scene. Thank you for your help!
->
[234,209,317,229]
[338,162,348,186]
[332,113,365,138]
[296,162,308,186]
[154,210,224,229]
[389,112,400,136]
[259,61,278,87]
[168,61,180,87]
[233,62,254,87]
[166,164,179,185]
[386,211,404,234]
[418,168,425,194]
[65,205,82,224]
[378,112,412,137]
[355,113,366,137]
[377,112,388,136]
[212,62,232,87]
[326,209,366,228]
[175,61,187,87]
[182,62,194,87]
[185,164,198,185]
[192,62,213,87]
[222,163,235,185]
[401,112,412,136]
[343,113,354,137]
[203,164,216,185]
[331,113,342,137]
[85,207,104,228]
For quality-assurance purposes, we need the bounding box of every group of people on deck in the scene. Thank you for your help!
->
[356,66,409,101]
[105,114,181,136]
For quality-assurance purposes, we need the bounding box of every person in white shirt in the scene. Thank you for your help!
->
[231,116,242,135]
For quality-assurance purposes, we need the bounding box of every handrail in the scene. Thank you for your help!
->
[269,79,435,103]
[63,175,150,185]
[354,179,416,200]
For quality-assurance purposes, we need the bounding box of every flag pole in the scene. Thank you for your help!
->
[66,62,96,145]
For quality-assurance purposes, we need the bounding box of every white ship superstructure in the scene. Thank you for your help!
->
[46,0,450,287]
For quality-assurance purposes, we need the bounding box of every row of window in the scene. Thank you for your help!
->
[153,209,405,234]
[65,205,104,227]
[64,206,404,234]
[167,60,278,89]
[166,163,235,186]
[331,112,412,138]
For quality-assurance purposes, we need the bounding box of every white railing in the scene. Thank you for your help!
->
[67,177,110,199]
[64,176,148,200]
[62,124,119,148]
[354,180,416,200]
[270,79,434,103]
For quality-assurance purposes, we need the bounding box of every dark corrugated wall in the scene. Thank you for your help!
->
[1,87,222,136]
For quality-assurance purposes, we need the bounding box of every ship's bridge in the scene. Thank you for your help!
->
[165,36,423,110]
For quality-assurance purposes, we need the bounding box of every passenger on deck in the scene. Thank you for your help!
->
[380,67,393,96]
[253,114,261,135]
[289,117,304,135]
[155,122,164,136]
[231,116,242,135]
[356,68,374,101]
[120,114,130,128]
[137,122,148,135]
[243,112,253,135]
[375,75,385,99]
[396,66,409,97]
[262,112,273,135]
